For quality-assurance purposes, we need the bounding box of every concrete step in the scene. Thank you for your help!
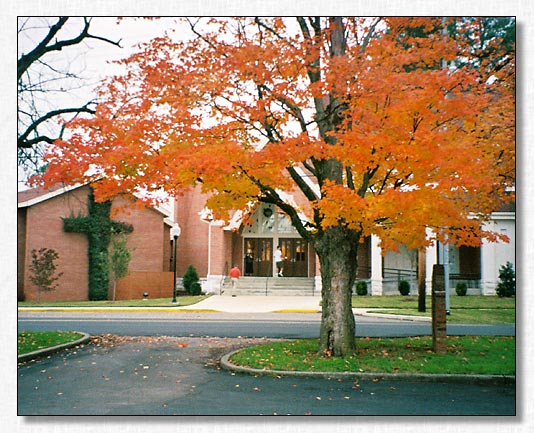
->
[221,277,316,296]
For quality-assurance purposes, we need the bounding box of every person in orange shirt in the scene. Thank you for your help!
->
[229,265,241,297]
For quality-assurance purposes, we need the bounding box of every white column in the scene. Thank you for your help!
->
[481,238,497,295]
[370,235,383,296]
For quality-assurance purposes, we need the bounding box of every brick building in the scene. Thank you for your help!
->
[18,182,515,301]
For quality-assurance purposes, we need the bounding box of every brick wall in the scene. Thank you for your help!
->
[17,208,27,301]
[115,272,174,300]
[175,186,210,277]
[22,186,90,302]
[112,196,168,273]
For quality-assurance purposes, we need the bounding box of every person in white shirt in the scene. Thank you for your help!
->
[274,245,285,277]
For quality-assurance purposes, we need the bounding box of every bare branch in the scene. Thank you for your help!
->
[360,17,382,52]
[18,104,96,148]
[18,17,122,80]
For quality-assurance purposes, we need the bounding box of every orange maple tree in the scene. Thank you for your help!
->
[33,17,515,356]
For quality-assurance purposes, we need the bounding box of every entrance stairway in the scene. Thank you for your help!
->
[221,276,316,296]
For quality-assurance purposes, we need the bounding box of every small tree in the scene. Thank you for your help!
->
[109,235,132,301]
[496,262,515,298]
[28,248,63,303]
[182,265,200,295]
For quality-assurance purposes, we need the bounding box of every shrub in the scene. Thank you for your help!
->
[182,265,200,295]
[398,280,410,296]
[189,282,202,296]
[496,262,515,298]
[355,281,368,296]
[455,282,468,296]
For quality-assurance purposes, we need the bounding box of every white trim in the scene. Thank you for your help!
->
[293,166,321,198]
[18,182,173,218]
[18,183,84,208]
[490,211,515,220]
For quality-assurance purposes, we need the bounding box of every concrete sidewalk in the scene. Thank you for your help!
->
[182,295,430,320]
[180,295,322,313]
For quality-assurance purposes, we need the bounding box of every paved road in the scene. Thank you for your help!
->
[17,311,515,338]
[17,336,515,416]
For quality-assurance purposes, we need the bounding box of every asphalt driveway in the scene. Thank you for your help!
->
[18,335,515,416]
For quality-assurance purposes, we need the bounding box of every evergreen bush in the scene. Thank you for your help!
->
[496,262,515,298]
[183,265,200,295]
[455,282,468,296]
[398,280,410,296]
[189,282,202,296]
[355,281,368,296]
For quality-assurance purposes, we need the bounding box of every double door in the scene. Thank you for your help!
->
[244,238,273,276]
[244,238,308,277]
[279,238,308,277]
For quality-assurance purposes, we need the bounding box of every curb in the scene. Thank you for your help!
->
[358,311,431,322]
[220,348,515,386]
[18,307,426,319]
[18,307,222,313]
[18,332,92,363]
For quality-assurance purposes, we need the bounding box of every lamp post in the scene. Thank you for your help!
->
[170,223,181,304]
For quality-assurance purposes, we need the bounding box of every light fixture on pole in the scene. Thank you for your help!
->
[170,223,182,304]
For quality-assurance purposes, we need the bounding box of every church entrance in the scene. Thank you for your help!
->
[243,238,273,277]
[241,204,310,278]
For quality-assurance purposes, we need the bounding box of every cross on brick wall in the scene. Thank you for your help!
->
[63,188,133,300]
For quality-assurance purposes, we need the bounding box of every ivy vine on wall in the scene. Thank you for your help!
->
[63,187,133,301]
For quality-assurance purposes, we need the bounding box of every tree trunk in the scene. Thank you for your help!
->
[315,225,360,357]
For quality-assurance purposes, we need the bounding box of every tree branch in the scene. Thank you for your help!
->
[360,17,382,52]
[18,17,122,80]
[18,104,96,148]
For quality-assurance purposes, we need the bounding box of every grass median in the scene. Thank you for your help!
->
[352,295,515,324]
[229,336,515,375]
[18,331,85,356]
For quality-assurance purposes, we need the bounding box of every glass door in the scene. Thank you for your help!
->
[279,238,308,277]
[244,238,273,277]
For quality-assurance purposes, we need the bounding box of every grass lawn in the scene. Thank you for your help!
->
[18,295,209,308]
[352,295,515,324]
[352,295,515,310]
[371,308,515,324]
[229,336,515,375]
[18,331,84,355]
